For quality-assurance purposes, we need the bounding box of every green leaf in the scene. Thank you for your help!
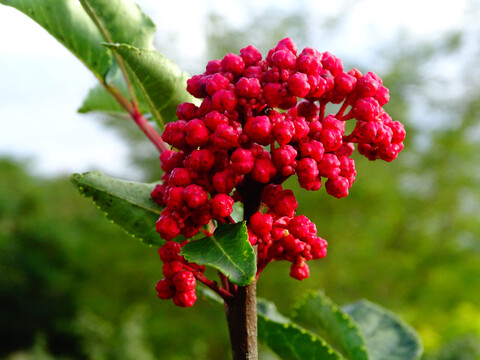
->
[105,43,197,127]
[78,0,156,50]
[291,291,370,360]
[258,299,345,360]
[71,171,164,246]
[180,222,256,286]
[0,0,112,79]
[78,65,151,115]
[343,300,423,360]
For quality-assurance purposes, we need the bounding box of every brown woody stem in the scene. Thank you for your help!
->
[223,181,259,360]
[224,280,258,360]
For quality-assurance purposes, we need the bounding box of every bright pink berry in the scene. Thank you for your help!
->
[317,153,341,179]
[334,72,356,95]
[291,117,310,142]
[156,213,180,241]
[185,119,210,148]
[235,77,261,98]
[310,237,328,259]
[176,102,198,120]
[204,110,228,131]
[212,167,238,194]
[189,149,215,173]
[240,45,262,66]
[296,158,319,181]
[160,150,185,173]
[205,73,230,96]
[290,258,310,280]
[325,176,350,198]
[231,148,255,175]
[299,140,324,162]
[162,260,184,278]
[205,59,222,74]
[251,158,277,183]
[151,184,166,206]
[321,51,343,76]
[173,289,197,307]
[356,71,381,98]
[183,184,208,209]
[158,241,182,262]
[273,120,295,145]
[211,194,235,218]
[169,168,192,187]
[275,37,297,55]
[212,89,238,112]
[287,73,310,97]
[162,120,188,150]
[221,53,245,75]
[263,83,285,108]
[186,75,206,98]
[244,116,273,145]
[155,279,174,299]
[272,145,297,169]
[353,97,381,122]
[288,215,316,240]
[249,212,273,236]
[173,271,196,292]
[273,189,298,217]
[213,124,239,150]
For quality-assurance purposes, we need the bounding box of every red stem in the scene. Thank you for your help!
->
[131,108,169,153]
[336,99,350,119]
[185,266,234,302]
[319,101,326,120]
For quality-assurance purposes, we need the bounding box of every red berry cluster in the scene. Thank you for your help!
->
[249,184,328,280]
[154,240,205,307]
[152,38,405,306]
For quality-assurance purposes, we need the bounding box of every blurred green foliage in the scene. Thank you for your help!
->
[2,2,480,360]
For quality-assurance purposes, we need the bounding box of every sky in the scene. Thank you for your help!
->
[0,0,470,178]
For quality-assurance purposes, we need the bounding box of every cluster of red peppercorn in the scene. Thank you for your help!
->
[154,240,206,307]
[152,38,405,306]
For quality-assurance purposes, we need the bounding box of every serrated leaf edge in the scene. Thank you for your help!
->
[71,172,163,215]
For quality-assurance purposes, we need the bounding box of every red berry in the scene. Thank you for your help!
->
[185,119,210,148]
[173,289,197,307]
[173,271,196,292]
[211,194,235,218]
[325,176,350,198]
[205,73,230,96]
[221,53,245,75]
[240,45,262,66]
[212,89,238,112]
[244,116,273,145]
[155,279,174,299]
[189,149,215,173]
[287,73,310,97]
[156,212,180,241]
[158,241,182,262]
[231,148,255,175]
[290,258,310,280]
[249,212,273,236]
[213,166,238,194]
[251,158,277,183]
[183,184,208,209]
[162,260,184,278]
